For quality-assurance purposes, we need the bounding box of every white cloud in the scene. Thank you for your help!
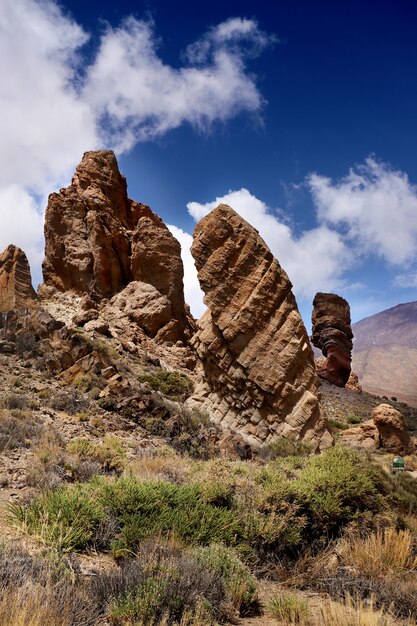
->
[167,225,206,318]
[0,0,97,192]
[0,186,44,285]
[0,0,272,286]
[394,272,417,289]
[308,158,417,266]
[187,188,352,305]
[83,17,271,151]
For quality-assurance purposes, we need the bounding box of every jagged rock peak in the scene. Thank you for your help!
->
[311,292,353,387]
[189,204,332,451]
[41,150,192,342]
[0,244,38,313]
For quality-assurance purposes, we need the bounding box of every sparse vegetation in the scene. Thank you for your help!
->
[0,409,41,451]
[11,447,388,560]
[138,369,193,399]
[347,414,362,424]
[268,592,310,624]
[49,388,90,415]
[328,418,350,430]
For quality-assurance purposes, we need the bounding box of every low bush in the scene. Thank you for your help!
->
[66,436,126,472]
[192,544,257,615]
[259,435,312,460]
[0,410,42,451]
[0,393,28,410]
[0,544,102,626]
[11,477,242,554]
[12,446,387,562]
[268,592,310,624]
[328,419,350,430]
[49,388,90,415]
[347,415,362,424]
[138,370,193,399]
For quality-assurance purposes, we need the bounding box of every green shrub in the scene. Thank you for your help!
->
[294,446,382,539]
[11,477,242,555]
[106,542,223,625]
[346,415,361,424]
[67,435,126,471]
[268,592,310,624]
[138,370,193,399]
[328,419,350,430]
[259,435,312,460]
[10,447,389,561]
[9,484,105,552]
[192,544,257,614]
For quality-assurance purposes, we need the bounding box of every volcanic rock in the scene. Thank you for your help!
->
[312,292,353,387]
[188,204,332,450]
[0,245,37,313]
[340,403,415,454]
[41,150,191,342]
[371,403,413,454]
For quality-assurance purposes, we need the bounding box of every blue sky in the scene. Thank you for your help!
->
[1,0,417,327]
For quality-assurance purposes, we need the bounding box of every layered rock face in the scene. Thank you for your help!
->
[0,245,37,313]
[189,204,332,450]
[311,292,353,387]
[42,150,191,341]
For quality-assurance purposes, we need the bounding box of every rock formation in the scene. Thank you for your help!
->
[0,245,37,313]
[41,150,192,342]
[371,403,413,454]
[340,403,415,455]
[311,292,353,387]
[188,204,332,450]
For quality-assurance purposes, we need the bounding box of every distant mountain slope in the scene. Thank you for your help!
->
[352,301,417,406]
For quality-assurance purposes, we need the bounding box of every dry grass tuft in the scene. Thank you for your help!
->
[125,449,191,483]
[318,594,397,626]
[338,528,417,578]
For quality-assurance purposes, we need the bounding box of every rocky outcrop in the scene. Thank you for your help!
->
[312,292,353,387]
[340,403,415,454]
[188,204,332,450]
[371,403,413,454]
[41,150,192,342]
[0,245,37,313]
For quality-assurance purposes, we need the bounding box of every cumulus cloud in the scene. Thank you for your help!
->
[83,17,272,151]
[167,225,206,318]
[0,0,97,192]
[0,186,44,286]
[308,158,417,266]
[0,0,272,284]
[187,188,352,304]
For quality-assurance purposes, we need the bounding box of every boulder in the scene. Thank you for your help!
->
[41,150,192,342]
[312,292,353,387]
[372,403,413,454]
[340,403,414,454]
[188,204,332,451]
[0,245,38,313]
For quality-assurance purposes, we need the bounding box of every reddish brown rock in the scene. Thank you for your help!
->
[41,150,191,342]
[188,204,332,450]
[312,292,353,387]
[346,371,362,393]
[0,245,37,312]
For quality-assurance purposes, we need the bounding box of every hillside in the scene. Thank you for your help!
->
[1,151,417,626]
[352,301,417,406]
